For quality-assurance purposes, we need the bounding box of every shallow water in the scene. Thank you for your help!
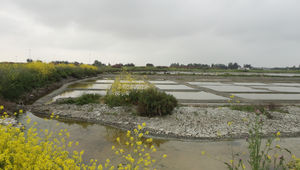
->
[18,112,300,170]
[68,83,112,90]
[166,91,228,100]
[155,84,195,90]
[233,93,300,100]
[51,90,107,101]
[202,85,270,92]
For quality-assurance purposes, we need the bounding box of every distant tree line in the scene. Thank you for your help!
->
[26,59,300,70]
[170,62,244,70]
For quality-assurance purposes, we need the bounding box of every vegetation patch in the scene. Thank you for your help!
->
[104,88,177,117]
[57,94,102,105]
[137,88,178,117]
[0,62,99,101]
[229,104,288,119]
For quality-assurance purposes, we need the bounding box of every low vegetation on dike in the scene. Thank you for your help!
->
[0,62,99,101]
[57,94,102,105]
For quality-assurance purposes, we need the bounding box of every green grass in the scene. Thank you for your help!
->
[57,94,102,105]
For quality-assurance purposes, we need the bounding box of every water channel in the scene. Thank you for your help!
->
[18,112,300,170]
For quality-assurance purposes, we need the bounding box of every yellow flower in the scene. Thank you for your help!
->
[201,151,205,155]
[162,154,167,158]
[137,125,142,130]
[116,137,120,143]
[112,145,115,150]
[138,133,143,138]
[276,144,280,149]
[230,95,235,99]
[142,122,146,127]
[230,160,234,164]
[276,131,281,136]
[0,105,4,110]
[146,138,153,143]
[227,121,232,126]
[19,109,23,113]
[267,155,271,160]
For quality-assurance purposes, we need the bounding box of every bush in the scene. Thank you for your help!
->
[57,94,102,105]
[104,88,177,117]
[137,88,177,117]
[103,94,129,107]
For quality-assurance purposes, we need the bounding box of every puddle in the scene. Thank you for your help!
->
[166,91,228,100]
[188,82,227,86]
[202,85,270,92]
[155,84,195,90]
[52,90,107,101]
[149,80,177,84]
[68,83,112,90]
[19,112,300,170]
[233,93,300,100]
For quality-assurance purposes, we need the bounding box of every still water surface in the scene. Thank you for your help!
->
[18,112,300,170]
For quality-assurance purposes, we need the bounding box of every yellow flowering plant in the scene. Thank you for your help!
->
[110,70,150,95]
[1,105,167,170]
[110,123,167,169]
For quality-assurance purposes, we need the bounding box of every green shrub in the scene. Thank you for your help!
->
[103,94,129,107]
[57,94,102,105]
[137,88,177,117]
[104,88,177,117]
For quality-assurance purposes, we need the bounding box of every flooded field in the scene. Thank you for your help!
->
[49,76,300,104]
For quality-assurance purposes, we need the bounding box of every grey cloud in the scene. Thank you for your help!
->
[0,0,300,67]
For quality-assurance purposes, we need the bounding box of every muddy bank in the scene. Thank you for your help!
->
[30,103,300,140]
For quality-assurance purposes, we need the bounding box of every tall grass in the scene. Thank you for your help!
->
[0,62,99,101]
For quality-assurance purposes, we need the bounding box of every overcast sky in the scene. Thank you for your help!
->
[0,0,299,67]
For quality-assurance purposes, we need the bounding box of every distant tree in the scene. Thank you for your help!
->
[170,63,180,68]
[124,63,135,67]
[93,60,106,67]
[146,63,154,67]
[26,59,33,63]
[211,64,227,69]
[243,64,253,69]
[228,62,240,69]
[112,63,123,68]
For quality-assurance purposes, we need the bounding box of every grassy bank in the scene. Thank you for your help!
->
[0,62,100,101]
